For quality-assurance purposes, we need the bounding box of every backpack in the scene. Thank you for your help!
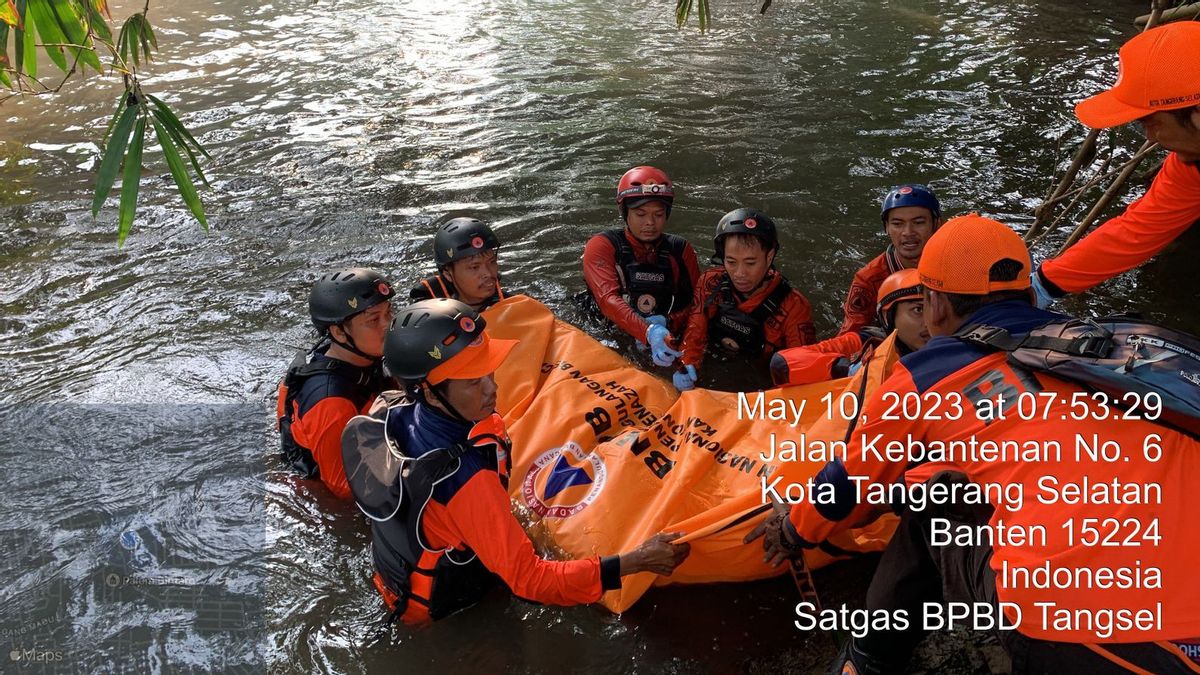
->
[958,315,1200,439]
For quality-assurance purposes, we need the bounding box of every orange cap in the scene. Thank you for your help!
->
[1075,22,1200,129]
[918,214,1031,295]
[426,332,518,385]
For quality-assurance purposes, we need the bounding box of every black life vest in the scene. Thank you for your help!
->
[598,228,693,317]
[341,403,512,623]
[704,274,793,356]
[409,273,505,310]
[957,314,1200,439]
[275,343,388,478]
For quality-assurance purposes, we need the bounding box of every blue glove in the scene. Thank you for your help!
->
[1030,265,1057,310]
[645,315,668,328]
[646,322,682,367]
[673,364,698,392]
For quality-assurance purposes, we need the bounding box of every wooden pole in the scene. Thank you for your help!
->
[1056,140,1156,254]
[1135,1,1199,27]
[1026,129,1100,242]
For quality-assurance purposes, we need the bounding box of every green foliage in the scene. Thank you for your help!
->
[0,1,211,246]
[675,0,711,31]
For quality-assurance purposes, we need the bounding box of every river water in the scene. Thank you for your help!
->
[1,0,1196,673]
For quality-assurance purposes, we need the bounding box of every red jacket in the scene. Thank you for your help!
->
[582,228,701,340]
[771,331,866,386]
[788,302,1200,642]
[680,268,816,368]
[839,246,906,335]
[1041,152,1200,294]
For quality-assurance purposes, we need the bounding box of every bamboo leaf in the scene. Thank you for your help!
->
[0,24,11,87]
[92,97,137,216]
[140,13,155,50]
[152,107,209,187]
[25,0,67,71]
[146,94,210,158]
[0,1,18,28]
[117,116,145,246]
[46,0,101,72]
[90,0,110,20]
[116,15,130,67]
[16,1,36,78]
[153,118,207,229]
[86,1,109,42]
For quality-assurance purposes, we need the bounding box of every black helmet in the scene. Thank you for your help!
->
[713,208,779,261]
[433,218,501,268]
[309,268,395,331]
[384,299,486,381]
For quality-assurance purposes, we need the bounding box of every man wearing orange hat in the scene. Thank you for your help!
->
[341,299,690,625]
[1034,21,1200,306]
[748,216,1200,672]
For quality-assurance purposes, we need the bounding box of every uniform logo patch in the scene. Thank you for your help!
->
[377,281,392,296]
[459,316,476,333]
[471,236,485,249]
[847,286,872,313]
[521,442,607,518]
[636,294,657,314]
[899,186,913,195]
[347,297,359,309]
[428,345,442,360]
[744,218,757,229]
[446,247,455,259]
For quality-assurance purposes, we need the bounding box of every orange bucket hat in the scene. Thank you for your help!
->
[1075,22,1200,129]
[918,214,1031,295]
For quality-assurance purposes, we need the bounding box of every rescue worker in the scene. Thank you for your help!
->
[769,269,928,386]
[409,217,507,311]
[1033,22,1200,306]
[342,298,691,625]
[276,268,395,500]
[674,208,816,391]
[748,215,1200,673]
[839,184,941,335]
[582,166,701,367]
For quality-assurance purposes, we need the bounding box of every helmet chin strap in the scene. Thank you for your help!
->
[424,381,470,423]
[330,325,378,362]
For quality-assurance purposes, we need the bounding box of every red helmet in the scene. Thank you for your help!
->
[616,166,674,218]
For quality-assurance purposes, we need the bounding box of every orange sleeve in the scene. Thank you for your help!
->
[582,234,649,342]
[666,241,702,333]
[1041,152,1200,294]
[680,269,720,368]
[444,471,606,606]
[297,397,358,500]
[788,363,919,543]
[779,290,816,347]
[839,265,882,335]
[807,331,865,356]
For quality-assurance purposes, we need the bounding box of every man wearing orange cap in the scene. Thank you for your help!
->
[341,299,690,625]
[1034,21,1200,306]
[748,215,1200,672]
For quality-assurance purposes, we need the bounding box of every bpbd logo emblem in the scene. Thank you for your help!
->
[521,442,606,518]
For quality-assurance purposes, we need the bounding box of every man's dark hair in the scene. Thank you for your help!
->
[1168,105,1199,130]
[943,257,1031,317]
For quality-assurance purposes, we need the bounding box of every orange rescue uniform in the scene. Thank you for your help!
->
[839,245,906,335]
[1041,153,1200,294]
[789,301,1200,643]
[680,267,816,368]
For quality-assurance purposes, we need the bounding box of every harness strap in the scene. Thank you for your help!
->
[957,323,1113,359]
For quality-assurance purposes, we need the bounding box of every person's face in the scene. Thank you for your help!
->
[723,237,775,294]
[438,373,498,422]
[891,299,930,351]
[625,201,668,243]
[1137,108,1200,163]
[340,301,393,357]
[444,250,499,306]
[885,207,936,265]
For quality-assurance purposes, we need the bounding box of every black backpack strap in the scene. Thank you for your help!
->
[958,323,1113,358]
[600,228,633,266]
